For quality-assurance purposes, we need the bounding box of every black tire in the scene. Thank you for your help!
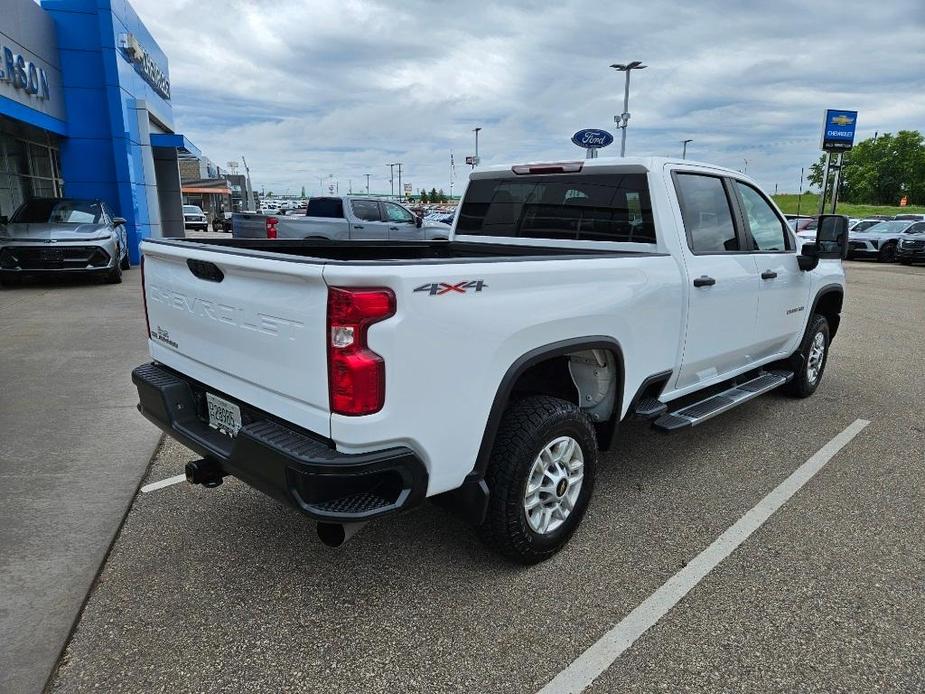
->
[0,274,21,287]
[105,260,123,284]
[899,259,912,265]
[120,249,130,270]
[478,396,597,564]
[784,314,830,398]
[878,242,897,263]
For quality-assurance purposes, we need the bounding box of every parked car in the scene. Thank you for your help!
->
[897,225,925,264]
[232,196,452,241]
[848,219,925,262]
[183,205,208,232]
[213,212,233,232]
[893,213,925,221]
[849,219,882,233]
[0,197,129,285]
[133,157,848,563]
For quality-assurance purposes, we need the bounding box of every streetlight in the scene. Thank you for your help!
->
[364,173,371,194]
[682,139,693,159]
[743,158,748,174]
[472,127,482,168]
[610,60,647,157]
[387,163,398,198]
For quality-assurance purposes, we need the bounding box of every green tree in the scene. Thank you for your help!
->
[419,188,429,204]
[429,187,439,203]
[808,130,925,205]
[437,188,447,203]
[301,186,306,198]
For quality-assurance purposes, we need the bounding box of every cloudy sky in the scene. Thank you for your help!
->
[133,0,924,197]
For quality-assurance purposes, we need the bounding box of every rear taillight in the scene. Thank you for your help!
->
[327,287,395,416]
[266,216,279,239]
[140,255,151,338]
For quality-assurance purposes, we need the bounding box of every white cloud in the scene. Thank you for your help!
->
[133,0,925,195]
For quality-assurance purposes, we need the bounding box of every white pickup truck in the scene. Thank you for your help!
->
[133,157,849,563]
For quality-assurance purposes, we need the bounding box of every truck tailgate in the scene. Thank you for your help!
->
[141,241,331,437]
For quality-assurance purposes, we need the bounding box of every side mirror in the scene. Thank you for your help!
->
[112,216,127,226]
[815,214,849,259]
[415,215,422,228]
[798,243,819,271]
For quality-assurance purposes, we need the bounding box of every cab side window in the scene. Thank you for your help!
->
[735,182,789,251]
[351,200,381,222]
[383,202,414,224]
[674,173,739,253]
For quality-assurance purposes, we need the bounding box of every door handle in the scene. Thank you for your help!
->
[693,275,716,287]
[353,225,364,230]
[761,270,778,280]
[389,226,399,231]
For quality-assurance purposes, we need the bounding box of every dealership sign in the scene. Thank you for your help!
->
[820,109,857,151]
[571,129,614,149]
[0,46,50,101]
[119,33,170,100]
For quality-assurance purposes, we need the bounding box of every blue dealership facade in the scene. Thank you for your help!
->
[1,0,197,262]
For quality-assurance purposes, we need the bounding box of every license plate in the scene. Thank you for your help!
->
[206,392,242,436]
[40,248,63,262]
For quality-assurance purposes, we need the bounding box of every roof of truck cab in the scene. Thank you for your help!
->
[472,156,743,177]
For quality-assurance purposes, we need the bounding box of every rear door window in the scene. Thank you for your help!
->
[456,173,656,243]
[306,198,344,218]
[351,199,381,222]
[674,174,739,253]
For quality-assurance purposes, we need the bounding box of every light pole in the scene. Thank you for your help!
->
[682,139,693,159]
[365,173,371,194]
[472,127,482,168]
[388,163,397,198]
[743,158,748,175]
[396,163,404,200]
[610,61,646,157]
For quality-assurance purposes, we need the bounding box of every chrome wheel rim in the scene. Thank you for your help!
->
[523,436,584,535]
[806,331,826,384]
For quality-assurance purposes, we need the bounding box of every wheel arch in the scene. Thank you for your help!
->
[474,336,625,477]
[810,284,844,340]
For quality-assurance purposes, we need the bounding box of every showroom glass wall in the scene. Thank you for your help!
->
[0,115,64,219]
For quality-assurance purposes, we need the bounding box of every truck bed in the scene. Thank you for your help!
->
[148,237,654,264]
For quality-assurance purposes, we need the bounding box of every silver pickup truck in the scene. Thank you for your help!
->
[232,196,452,241]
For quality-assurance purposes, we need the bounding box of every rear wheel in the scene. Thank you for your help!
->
[784,314,830,398]
[478,396,597,564]
[878,242,897,263]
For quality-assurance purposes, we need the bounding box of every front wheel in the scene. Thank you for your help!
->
[784,314,830,398]
[104,260,123,284]
[478,396,597,564]
[878,242,897,263]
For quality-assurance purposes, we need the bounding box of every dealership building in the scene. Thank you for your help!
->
[0,0,198,262]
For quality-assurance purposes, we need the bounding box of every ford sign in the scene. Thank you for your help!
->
[571,129,614,149]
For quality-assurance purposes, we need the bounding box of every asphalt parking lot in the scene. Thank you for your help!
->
[48,261,924,693]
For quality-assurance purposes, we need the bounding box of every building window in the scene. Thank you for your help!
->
[0,115,64,219]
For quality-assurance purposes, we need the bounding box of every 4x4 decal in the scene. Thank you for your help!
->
[414,280,487,296]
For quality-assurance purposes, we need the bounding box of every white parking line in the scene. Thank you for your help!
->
[538,418,871,694]
[140,474,187,494]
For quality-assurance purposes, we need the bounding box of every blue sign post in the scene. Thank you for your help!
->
[821,109,858,151]
[571,129,614,158]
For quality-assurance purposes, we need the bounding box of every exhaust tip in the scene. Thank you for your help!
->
[317,521,366,547]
